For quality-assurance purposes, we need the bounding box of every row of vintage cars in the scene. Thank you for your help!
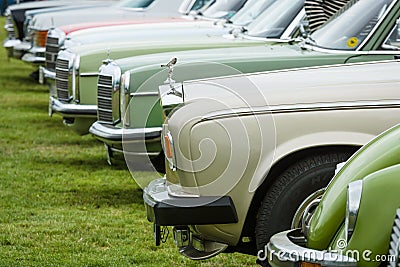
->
[3,0,400,266]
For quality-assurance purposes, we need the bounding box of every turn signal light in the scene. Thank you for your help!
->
[35,30,48,47]
[164,133,173,159]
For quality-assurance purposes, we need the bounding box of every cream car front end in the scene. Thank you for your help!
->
[144,60,400,259]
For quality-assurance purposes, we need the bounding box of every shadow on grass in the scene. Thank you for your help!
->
[65,187,144,207]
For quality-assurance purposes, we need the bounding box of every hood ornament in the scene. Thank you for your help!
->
[161,57,182,97]
[102,48,112,64]
[161,57,177,86]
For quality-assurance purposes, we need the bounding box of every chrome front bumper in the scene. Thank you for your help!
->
[39,66,56,84]
[267,229,357,267]
[22,46,45,64]
[89,121,162,145]
[49,96,97,118]
[12,41,31,59]
[3,38,21,57]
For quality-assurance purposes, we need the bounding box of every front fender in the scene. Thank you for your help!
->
[329,165,400,267]
[308,124,400,249]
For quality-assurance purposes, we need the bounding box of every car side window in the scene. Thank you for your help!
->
[382,18,400,50]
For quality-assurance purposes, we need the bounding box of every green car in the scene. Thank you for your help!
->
[90,0,400,169]
[267,123,400,267]
[50,0,304,135]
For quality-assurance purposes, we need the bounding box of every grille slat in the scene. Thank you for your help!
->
[97,74,114,124]
[45,36,60,71]
[55,58,70,101]
[388,209,400,267]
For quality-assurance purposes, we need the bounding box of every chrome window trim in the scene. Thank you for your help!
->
[357,0,397,51]
[280,8,305,39]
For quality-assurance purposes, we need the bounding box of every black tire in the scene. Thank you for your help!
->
[255,150,353,261]
[150,152,166,174]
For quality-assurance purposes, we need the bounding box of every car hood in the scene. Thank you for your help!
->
[8,0,103,11]
[75,30,268,73]
[65,20,219,48]
[30,5,181,30]
[113,43,348,94]
[180,60,400,116]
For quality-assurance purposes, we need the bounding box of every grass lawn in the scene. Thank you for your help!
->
[0,17,256,266]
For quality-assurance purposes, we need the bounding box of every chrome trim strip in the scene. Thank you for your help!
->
[130,92,159,97]
[240,35,293,43]
[201,100,400,121]
[304,43,400,55]
[280,8,305,39]
[357,0,397,51]
[80,72,99,77]
[345,180,363,242]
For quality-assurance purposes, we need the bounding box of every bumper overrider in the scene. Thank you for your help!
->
[39,66,56,84]
[49,96,97,118]
[267,229,357,267]
[143,178,238,259]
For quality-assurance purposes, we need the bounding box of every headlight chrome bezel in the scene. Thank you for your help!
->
[120,71,131,127]
[162,124,177,171]
[345,180,363,243]
[72,55,80,103]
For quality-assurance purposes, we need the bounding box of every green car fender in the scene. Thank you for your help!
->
[327,165,400,267]
[308,124,400,249]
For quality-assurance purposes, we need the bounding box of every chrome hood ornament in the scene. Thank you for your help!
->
[161,57,177,87]
[160,57,182,98]
[102,48,112,65]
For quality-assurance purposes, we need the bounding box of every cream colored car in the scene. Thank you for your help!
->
[143,60,400,263]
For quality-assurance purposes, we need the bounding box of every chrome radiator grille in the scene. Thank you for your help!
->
[97,75,114,124]
[55,58,70,102]
[45,36,59,71]
[388,208,400,267]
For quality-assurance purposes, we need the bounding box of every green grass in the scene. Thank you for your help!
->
[0,18,256,266]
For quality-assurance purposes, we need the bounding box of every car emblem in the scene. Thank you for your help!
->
[161,57,177,87]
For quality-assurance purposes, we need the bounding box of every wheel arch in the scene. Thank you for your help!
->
[233,144,360,255]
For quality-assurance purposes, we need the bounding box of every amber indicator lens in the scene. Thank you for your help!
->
[164,134,173,159]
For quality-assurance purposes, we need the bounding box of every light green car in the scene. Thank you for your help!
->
[268,122,400,267]
[90,0,400,170]
[49,0,305,135]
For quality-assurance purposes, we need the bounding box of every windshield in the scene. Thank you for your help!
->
[179,0,213,13]
[202,0,247,19]
[191,0,214,10]
[230,0,277,26]
[311,0,395,50]
[115,0,155,8]
[246,0,304,38]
